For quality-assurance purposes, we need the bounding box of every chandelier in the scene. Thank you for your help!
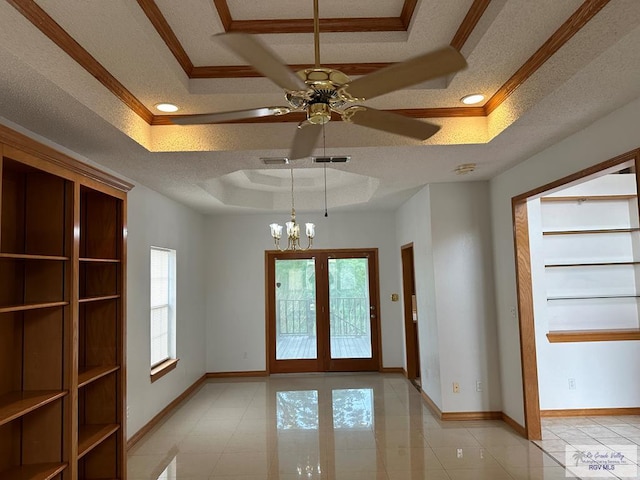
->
[269,168,315,251]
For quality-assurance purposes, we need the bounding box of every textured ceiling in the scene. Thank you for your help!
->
[0,0,639,213]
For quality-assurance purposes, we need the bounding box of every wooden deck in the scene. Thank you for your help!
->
[276,335,371,360]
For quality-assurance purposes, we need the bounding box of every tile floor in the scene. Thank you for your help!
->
[127,373,640,479]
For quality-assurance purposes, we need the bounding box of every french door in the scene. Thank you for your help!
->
[266,249,381,373]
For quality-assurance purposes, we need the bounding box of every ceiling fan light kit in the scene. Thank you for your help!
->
[171,0,468,161]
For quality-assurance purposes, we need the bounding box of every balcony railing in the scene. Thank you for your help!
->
[276,297,369,337]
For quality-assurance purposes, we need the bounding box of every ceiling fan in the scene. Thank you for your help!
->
[172,0,467,159]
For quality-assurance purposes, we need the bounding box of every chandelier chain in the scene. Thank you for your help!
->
[290,168,295,212]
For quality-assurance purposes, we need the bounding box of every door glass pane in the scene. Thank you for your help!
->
[328,258,372,359]
[275,259,317,360]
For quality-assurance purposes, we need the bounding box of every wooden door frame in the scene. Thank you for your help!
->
[401,243,419,380]
[265,248,382,374]
[512,148,640,440]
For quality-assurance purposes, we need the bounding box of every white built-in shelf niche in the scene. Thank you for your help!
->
[541,173,640,332]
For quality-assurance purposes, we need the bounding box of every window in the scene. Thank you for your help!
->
[150,247,177,380]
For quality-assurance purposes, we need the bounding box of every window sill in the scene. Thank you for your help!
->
[547,329,640,343]
[150,358,179,383]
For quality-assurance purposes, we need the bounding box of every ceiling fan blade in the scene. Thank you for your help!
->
[170,106,291,125]
[215,33,308,92]
[342,46,467,101]
[290,123,322,159]
[342,107,440,140]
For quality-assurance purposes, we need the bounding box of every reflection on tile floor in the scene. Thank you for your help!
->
[127,373,640,479]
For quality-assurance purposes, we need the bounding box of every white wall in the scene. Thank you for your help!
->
[126,184,207,438]
[205,211,403,372]
[395,182,501,413]
[395,186,442,407]
[490,96,640,425]
[430,183,502,413]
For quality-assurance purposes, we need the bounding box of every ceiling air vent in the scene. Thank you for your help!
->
[312,156,351,163]
[261,157,290,165]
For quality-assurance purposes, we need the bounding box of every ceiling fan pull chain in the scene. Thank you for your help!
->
[324,162,328,218]
[323,123,328,217]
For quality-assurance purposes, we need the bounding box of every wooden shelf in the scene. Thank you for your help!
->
[2,127,128,480]
[80,257,120,263]
[78,295,120,304]
[541,194,637,202]
[547,329,640,343]
[0,462,67,480]
[0,390,67,426]
[0,301,68,314]
[543,227,640,236]
[78,424,119,459]
[545,261,640,268]
[0,252,69,261]
[547,294,640,301]
[78,365,119,388]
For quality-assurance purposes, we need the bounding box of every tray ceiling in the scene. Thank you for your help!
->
[0,0,639,213]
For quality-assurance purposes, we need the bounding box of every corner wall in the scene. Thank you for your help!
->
[395,182,501,413]
[430,182,502,413]
[490,96,640,425]
[395,186,442,407]
[126,183,207,438]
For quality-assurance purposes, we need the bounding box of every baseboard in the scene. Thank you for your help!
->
[501,412,527,437]
[206,370,268,378]
[380,367,405,375]
[419,388,443,418]
[418,387,526,437]
[126,374,207,450]
[441,411,502,421]
[541,407,640,417]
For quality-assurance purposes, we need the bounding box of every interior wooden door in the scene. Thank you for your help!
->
[401,243,420,382]
[266,249,381,373]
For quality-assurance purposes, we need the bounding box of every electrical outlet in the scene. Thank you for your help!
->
[126,406,130,419]
[476,381,482,392]
[568,378,576,390]
[457,448,463,458]
[510,306,517,318]
[453,382,460,393]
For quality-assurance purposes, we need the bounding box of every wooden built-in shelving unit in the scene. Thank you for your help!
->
[547,328,640,343]
[0,125,131,479]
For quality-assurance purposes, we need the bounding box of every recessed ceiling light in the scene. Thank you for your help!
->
[460,94,485,105]
[155,103,179,113]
